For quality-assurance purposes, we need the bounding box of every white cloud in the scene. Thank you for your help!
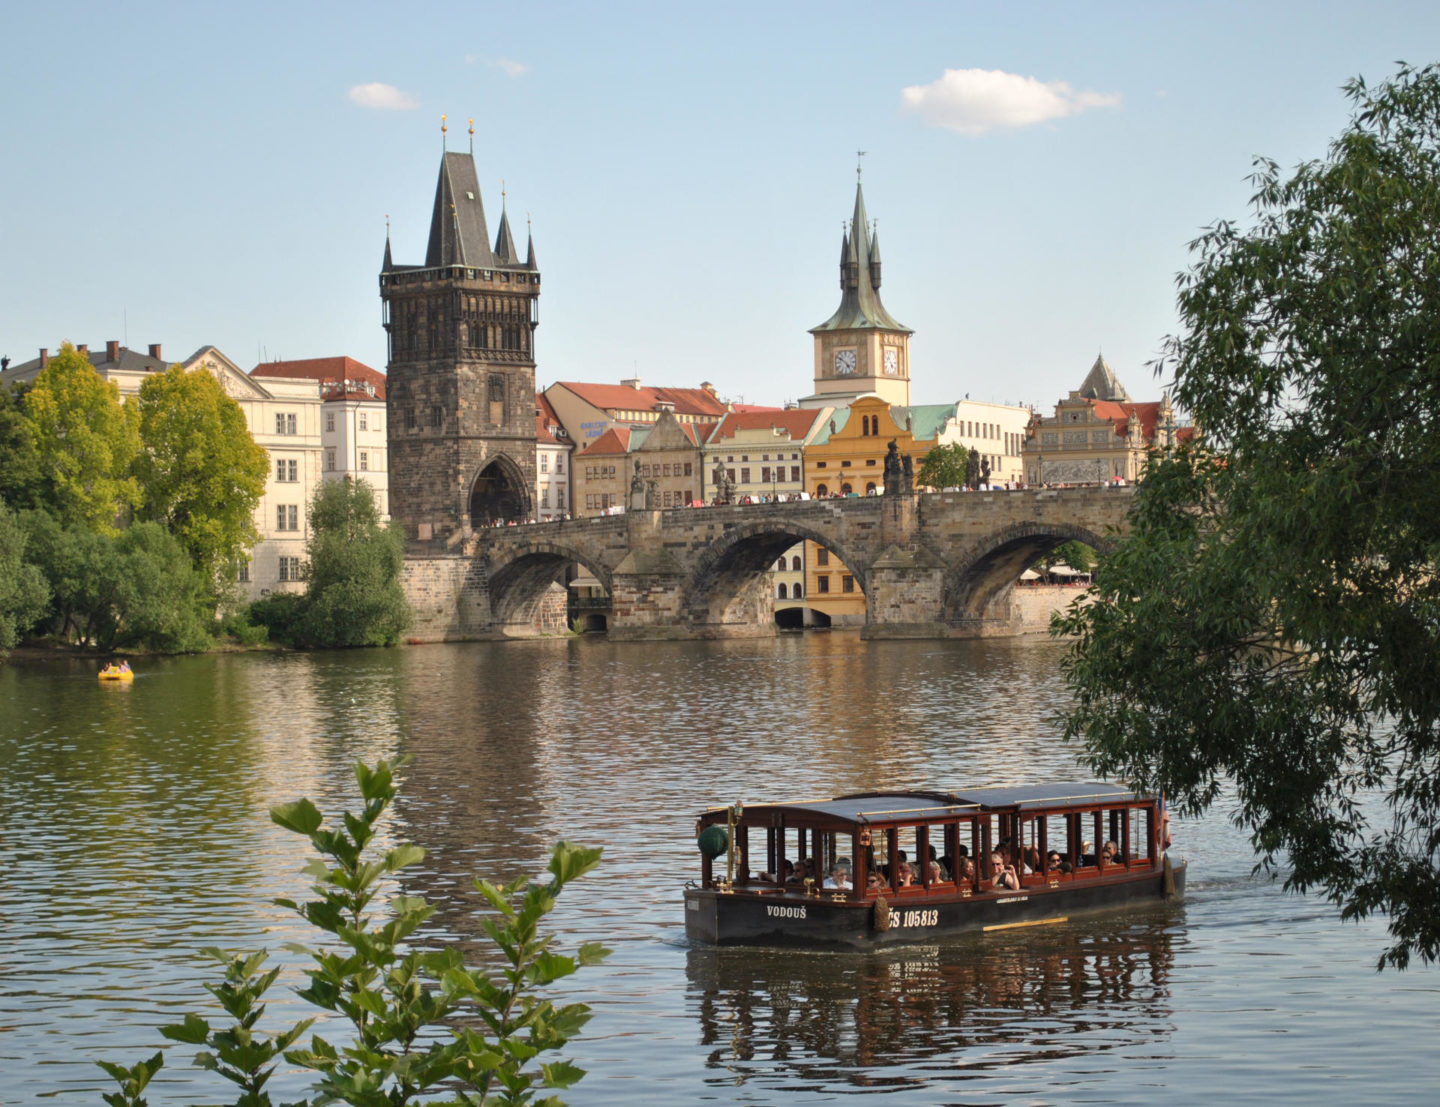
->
[901,68,1120,136]
[464,55,531,78]
[348,82,419,111]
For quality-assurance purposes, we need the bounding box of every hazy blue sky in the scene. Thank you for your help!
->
[4,2,1437,410]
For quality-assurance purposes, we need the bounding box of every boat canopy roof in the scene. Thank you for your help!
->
[702,781,1149,828]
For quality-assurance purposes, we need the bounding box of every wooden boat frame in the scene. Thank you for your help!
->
[684,781,1184,948]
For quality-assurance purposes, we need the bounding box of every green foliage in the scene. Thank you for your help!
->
[97,1051,163,1107]
[1055,63,1440,969]
[245,592,307,647]
[135,365,269,590]
[1047,540,1096,574]
[0,382,46,511]
[220,608,270,647]
[160,949,313,1105]
[20,511,211,651]
[0,498,49,649]
[915,443,968,490]
[299,479,410,648]
[23,343,141,532]
[104,759,609,1105]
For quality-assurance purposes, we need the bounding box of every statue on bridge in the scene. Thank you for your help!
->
[902,453,914,493]
[884,440,904,495]
[630,459,646,511]
[712,461,735,505]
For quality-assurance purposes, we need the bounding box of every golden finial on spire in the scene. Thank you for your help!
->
[501,179,507,209]
[468,117,474,155]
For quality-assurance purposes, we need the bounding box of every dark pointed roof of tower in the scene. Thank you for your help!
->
[494,208,517,265]
[383,231,393,271]
[425,151,496,268]
[811,180,910,335]
[525,228,537,269]
[1077,353,1131,401]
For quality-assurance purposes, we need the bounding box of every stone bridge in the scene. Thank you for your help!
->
[400,486,1135,641]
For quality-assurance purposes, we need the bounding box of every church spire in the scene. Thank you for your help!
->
[525,213,537,269]
[382,214,392,271]
[494,181,518,263]
[811,174,909,335]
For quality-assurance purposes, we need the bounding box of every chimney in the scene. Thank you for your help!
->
[39,347,49,368]
[620,376,641,390]
[106,339,120,363]
[77,344,89,356]
[148,343,163,361]
[655,400,676,415]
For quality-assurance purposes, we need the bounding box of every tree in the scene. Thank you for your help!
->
[0,382,46,511]
[299,478,409,647]
[915,442,968,490]
[23,343,141,532]
[134,365,268,590]
[1055,64,1440,968]
[0,499,48,650]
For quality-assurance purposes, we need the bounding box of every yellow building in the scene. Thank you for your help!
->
[802,397,959,625]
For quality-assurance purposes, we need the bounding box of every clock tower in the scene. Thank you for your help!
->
[805,169,913,407]
[381,137,540,548]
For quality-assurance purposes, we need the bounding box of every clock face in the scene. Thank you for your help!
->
[883,348,899,375]
[834,349,857,376]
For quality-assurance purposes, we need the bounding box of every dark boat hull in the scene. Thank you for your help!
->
[684,859,1186,948]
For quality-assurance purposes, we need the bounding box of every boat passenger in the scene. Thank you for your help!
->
[1023,846,1042,875]
[958,857,976,883]
[1103,840,1120,864]
[1080,841,1095,866]
[927,845,949,880]
[823,859,852,890]
[119,660,131,673]
[990,853,1021,891]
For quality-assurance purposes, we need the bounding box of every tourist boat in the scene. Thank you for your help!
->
[685,781,1184,948]
[98,665,134,682]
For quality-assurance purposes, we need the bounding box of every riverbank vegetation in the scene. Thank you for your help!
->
[1056,63,1440,969]
[0,347,409,656]
[100,758,608,1106]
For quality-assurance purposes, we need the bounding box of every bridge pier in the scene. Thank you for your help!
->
[861,544,950,639]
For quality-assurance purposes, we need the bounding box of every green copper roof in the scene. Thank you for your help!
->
[892,403,959,443]
[810,181,911,336]
[808,407,853,445]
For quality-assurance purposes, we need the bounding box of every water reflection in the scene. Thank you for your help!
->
[689,907,1180,1094]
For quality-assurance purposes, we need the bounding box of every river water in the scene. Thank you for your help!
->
[2,635,1435,1104]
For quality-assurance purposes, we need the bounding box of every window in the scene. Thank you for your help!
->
[777,583,788,599]
[793,582,802,598]
[556,456,564,473]
[326,448,335,471]
[842,575,855,593]
[488,376,505,423]
[278,556,302,582]
[684,462,692,476]
[727,469,736,483]
[776,558,786,571]
[276,458,298,482]
[358,413,368,431]
[816,461,827,468]
[430,405,443,429]
[326,412,335,432]
[557,487,565,508]
[540,454,549,473]
[761,467,771,483]
[817,575,830,594]
[791,466,800,482]
[237,560,250,583]
[275,412,297,435]
[741,468,751,483]
[791,555,802,571]
[406,407,417,430]
[816,548,830,566]
[360,451,369,471]
[276,504,299,531]
[816,483,828,497]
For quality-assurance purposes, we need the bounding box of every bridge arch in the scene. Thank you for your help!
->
[681,519,869,629]
[943,521,1114,626]
[485,540,613,631]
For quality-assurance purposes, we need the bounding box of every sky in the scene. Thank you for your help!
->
[4,1,1438,413]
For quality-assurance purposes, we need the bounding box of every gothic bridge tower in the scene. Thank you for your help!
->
[381,133,539,546]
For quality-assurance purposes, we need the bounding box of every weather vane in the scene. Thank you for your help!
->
[857,150,867,179]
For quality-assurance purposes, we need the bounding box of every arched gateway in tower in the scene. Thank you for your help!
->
[380,143,540,547]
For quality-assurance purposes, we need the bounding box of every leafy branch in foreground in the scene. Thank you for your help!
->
[100,759,607,1105]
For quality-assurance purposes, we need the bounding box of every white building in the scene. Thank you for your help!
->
[938,399,1035,487]
[251,357,388,519]
[535,392,572,521]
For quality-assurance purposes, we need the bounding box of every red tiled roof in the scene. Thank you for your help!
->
[578,426,633,457]
[731,403,785,413]
[556,380,728,417]
[1091,400,1170,441]
[708,408,825,443]
[251,356,386,400]
[536,392,568,446]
